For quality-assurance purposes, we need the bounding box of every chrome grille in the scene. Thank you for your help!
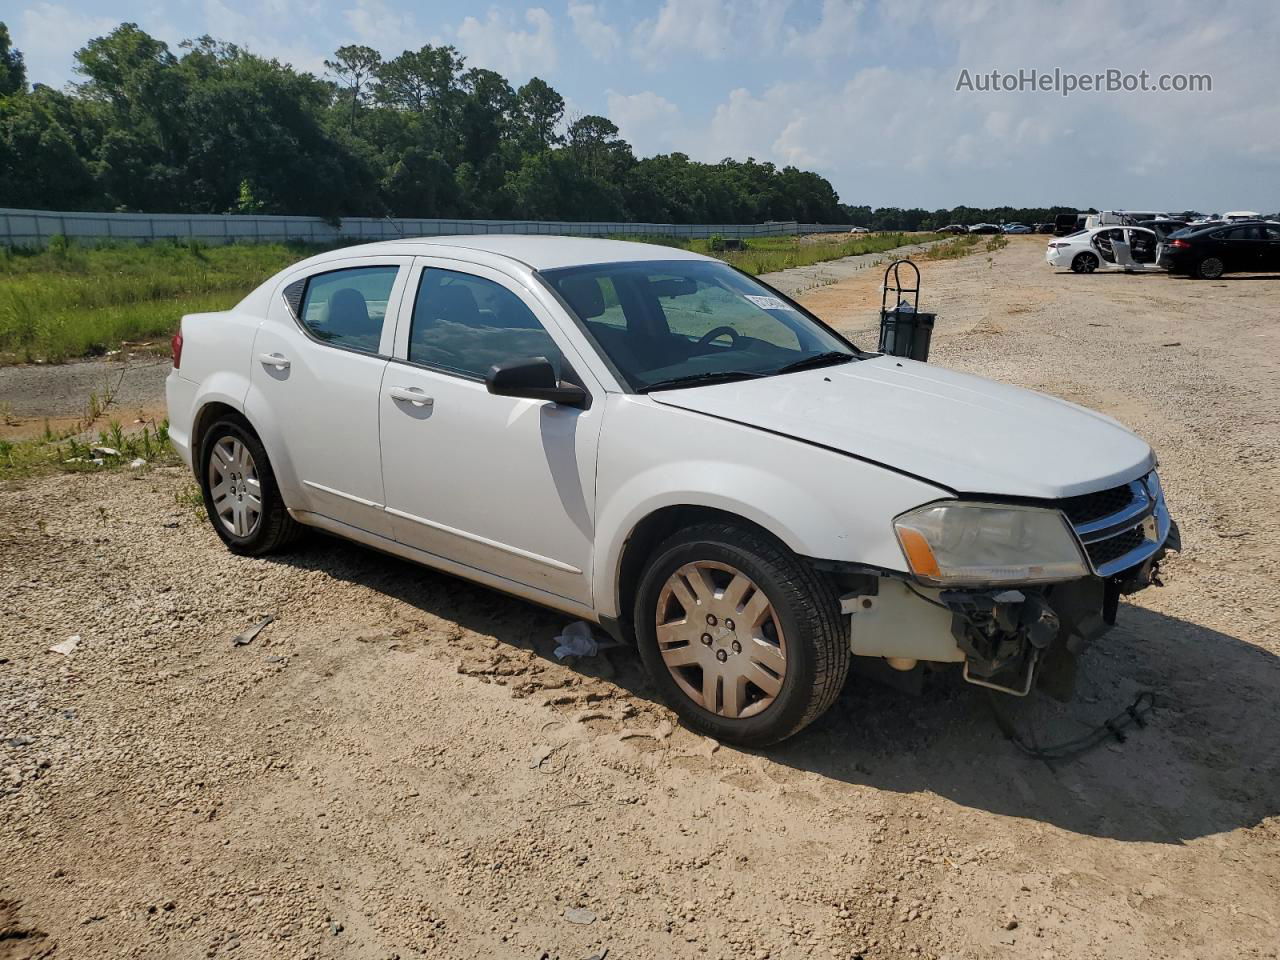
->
[1059,483,1136,526]
[1061,472,1170,577]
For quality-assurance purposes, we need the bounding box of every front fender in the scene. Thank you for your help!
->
[592,398,951,619]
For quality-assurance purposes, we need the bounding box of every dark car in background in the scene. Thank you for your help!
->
[968,223,1003,234]
[1161,220,1280,278]
[1137,219,1189,240]
[941,224,969,234]
[1055,213,1089,236]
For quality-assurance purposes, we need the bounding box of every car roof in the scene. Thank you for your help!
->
[298,235,714,271]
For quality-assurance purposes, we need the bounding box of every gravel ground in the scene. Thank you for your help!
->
[0,354,170,439]
[1,237,1278,960]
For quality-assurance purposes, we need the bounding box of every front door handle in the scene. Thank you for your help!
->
[258,352,290,369]
[388,386,434,407]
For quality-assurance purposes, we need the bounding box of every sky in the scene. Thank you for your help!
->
[8,0,1279,212]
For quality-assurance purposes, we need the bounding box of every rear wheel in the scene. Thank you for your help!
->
[1071,252,1099,273]
[200,418,300,555]
[1196,256,1224,279]
[634,521,849,747]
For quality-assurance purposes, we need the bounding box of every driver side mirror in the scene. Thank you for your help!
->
[485,356,589,408]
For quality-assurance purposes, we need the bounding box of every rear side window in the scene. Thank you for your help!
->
[407,268,561,378]
[295,266,399,355]
[1224,225,1263,240]
[1265,225,1280,240]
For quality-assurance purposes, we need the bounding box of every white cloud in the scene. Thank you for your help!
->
[567,2,619,60]
[455,7,558,79]
[632,0,792,62]
[13,3,117,88]
[606,89,682,152]
[783,0,863,60]
[342,0,416,50]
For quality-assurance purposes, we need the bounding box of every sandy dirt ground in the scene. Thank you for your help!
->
[2,236,1278,960]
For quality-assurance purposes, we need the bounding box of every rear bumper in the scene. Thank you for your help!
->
[165,370,197,471]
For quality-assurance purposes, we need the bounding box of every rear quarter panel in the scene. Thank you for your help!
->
[169,309,262,470]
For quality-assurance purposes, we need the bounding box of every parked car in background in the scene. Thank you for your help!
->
[1002,223,1032,234]
[848,226,871,233]
[968,223,1002,234]
[940,224,969,234]
[1136,219,1188,240]
[1046,225,1165,273]
[1223,211,1261,221]
[166,235,1177,745]
[1085,211,1168,230]
[1035,223,1056,234]
[1160,220,1280,278]
[1054,213,1089,236]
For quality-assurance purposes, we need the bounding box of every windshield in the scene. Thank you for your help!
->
[541,259,857,391]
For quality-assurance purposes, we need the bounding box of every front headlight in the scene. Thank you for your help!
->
[894,502,1088,587]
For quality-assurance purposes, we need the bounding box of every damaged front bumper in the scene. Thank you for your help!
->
[839,472,1180,698]
[941,521,1178,697]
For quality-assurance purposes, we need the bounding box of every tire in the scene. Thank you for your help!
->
[1196,257,1224,279]
[633,521,849,747]
[199,418,301,555]
[1071,252,1099,274]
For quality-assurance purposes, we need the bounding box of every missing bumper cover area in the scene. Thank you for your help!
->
[942,589,1061,696]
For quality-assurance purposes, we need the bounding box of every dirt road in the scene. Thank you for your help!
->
[2,237,1278,960]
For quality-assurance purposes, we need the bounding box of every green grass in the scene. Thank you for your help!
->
[631,231,943,275]
[0,416,175,483]
[0,239,308,364]
[0,231,941,365]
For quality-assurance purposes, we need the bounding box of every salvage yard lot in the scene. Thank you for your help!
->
[1,236,1278,959]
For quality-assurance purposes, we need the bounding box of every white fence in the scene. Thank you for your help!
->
[0,208,856,247]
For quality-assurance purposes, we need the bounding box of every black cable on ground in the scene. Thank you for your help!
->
[986,690,1157,763]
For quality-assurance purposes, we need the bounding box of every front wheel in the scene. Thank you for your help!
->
[634,522,849,746]
[1071,252,1099,273]
[1196,256,1225,279]
[200,418,300,555]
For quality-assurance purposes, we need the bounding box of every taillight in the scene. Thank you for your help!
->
[171,330,183,369]
[1170,239,1191,249]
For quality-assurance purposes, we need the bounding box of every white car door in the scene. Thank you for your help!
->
[378,257,604,606]
[249,255,413,539]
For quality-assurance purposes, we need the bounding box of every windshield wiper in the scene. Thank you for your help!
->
[637,370,766,393]
[775,351,856,375]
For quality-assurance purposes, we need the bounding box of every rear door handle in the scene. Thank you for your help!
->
[388,386,433,407]
[258,352,290,369]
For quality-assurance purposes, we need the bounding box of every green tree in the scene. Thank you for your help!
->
[0,22,26,96]
[514,77,563,152]
[325,44,382,130]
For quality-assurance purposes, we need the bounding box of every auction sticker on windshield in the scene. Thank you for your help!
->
[743,295,795,311]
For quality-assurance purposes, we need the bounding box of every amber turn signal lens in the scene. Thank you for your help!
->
[897,527,941,579]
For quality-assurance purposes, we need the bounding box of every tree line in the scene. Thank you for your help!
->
[0,22,848,224]
[0,22,1153,229]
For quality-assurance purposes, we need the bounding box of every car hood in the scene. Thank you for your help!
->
[648,356,1154,499]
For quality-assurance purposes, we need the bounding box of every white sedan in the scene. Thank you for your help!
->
[167,236,1177,744]
[1046,225,1165,273]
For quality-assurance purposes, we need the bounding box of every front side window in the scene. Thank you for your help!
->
[295,265,399,355]
[543,259,855,392]
[407,268,562,378]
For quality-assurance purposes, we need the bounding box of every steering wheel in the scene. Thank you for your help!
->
[696,326,740,348]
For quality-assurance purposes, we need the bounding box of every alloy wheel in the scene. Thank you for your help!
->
[207,435,263,538]
[654,561,787,719]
